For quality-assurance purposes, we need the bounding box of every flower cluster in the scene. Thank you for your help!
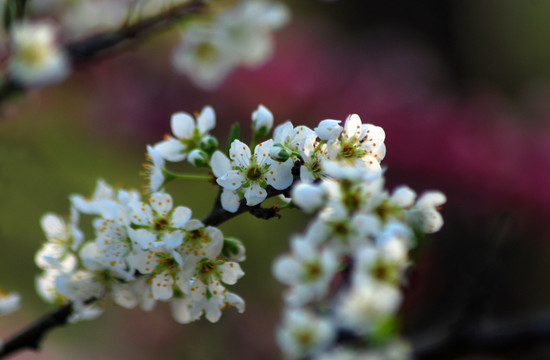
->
[33,104,444,358]
[35,179,246,323]
[273,164,444,357]
[3,0,288,89]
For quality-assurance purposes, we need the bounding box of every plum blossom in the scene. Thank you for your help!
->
[128,192,192,250]
[154,106,216,162]
[211,139,293,208]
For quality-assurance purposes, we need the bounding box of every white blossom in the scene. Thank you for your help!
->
[8,22,69,86]
[213,139,293,207]
[154,106,216,162]
[277,308,335,359]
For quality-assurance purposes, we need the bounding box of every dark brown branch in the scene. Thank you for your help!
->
[202,164,300,226]
[0,303,73,358]
[0,0,209,104]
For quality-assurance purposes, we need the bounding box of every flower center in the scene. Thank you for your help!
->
[246,165,263,181]
[154,218,169,232]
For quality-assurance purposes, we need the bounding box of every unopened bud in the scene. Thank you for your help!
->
[188,149,209,167]
[199,135,218,155]
[252,104,273,137]
[270,143,290,162]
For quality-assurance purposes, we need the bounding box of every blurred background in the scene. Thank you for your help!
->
[2,0,550,359]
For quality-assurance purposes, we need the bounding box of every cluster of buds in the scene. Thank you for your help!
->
[2,0,288,89]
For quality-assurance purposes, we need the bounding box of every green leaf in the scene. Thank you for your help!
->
[4,0,16,33]
[226,123,240,156]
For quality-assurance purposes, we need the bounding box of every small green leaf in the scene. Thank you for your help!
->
[226,123,240,156]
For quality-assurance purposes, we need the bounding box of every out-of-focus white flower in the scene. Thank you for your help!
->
[407,191,446,233]
[273,236,338,306]
[277,308,335,359]
[0,291,21,316]
[8,22,69,86]
[172,25,238,90]
[291,182,326,213]
[154,106,216,162]
[336,279,402,335]
[391,186,417,208]
[172,1,289,89]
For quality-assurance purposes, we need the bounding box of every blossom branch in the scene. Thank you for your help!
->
[0,163,296,358]
[0,0,209,104]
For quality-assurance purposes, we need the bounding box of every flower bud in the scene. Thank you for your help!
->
[252,104,273,137]
[270,143,291,162]
[222,237,246,262]
[187,149,209,167]
[199,135,218,155]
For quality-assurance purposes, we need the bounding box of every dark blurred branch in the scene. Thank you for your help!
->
[0,303,74,358]
[413,314,550,359]
[0,0,209,105]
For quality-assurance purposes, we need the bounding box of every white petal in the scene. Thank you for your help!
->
[171,112,195,139]
[170,297,196,324]
[343,114,362,140]
[112,283,138,309]
[154,137,186,162]
[128,228,158,250]
[197,106,216,135]
[221,189,240,213]
[314,119,343,141]
[162,230,184,249]
[266,159,293,190]
[273,256,301,285]
[229,140,251,168]
[150,193,173,217]
[218,262,244,285]
[291,182,325,213]
[254,139,273,166]
[273,121,293,143]
[151,271,174,300]
[362,124,385,144]
[224,292,245,313]
[216,170,245,190]
[244,184,267,206]
[130,201,154,225]
[171,206,192,227]
[211,150,231,178]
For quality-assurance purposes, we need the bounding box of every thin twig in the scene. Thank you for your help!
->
[0,0,209,104]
